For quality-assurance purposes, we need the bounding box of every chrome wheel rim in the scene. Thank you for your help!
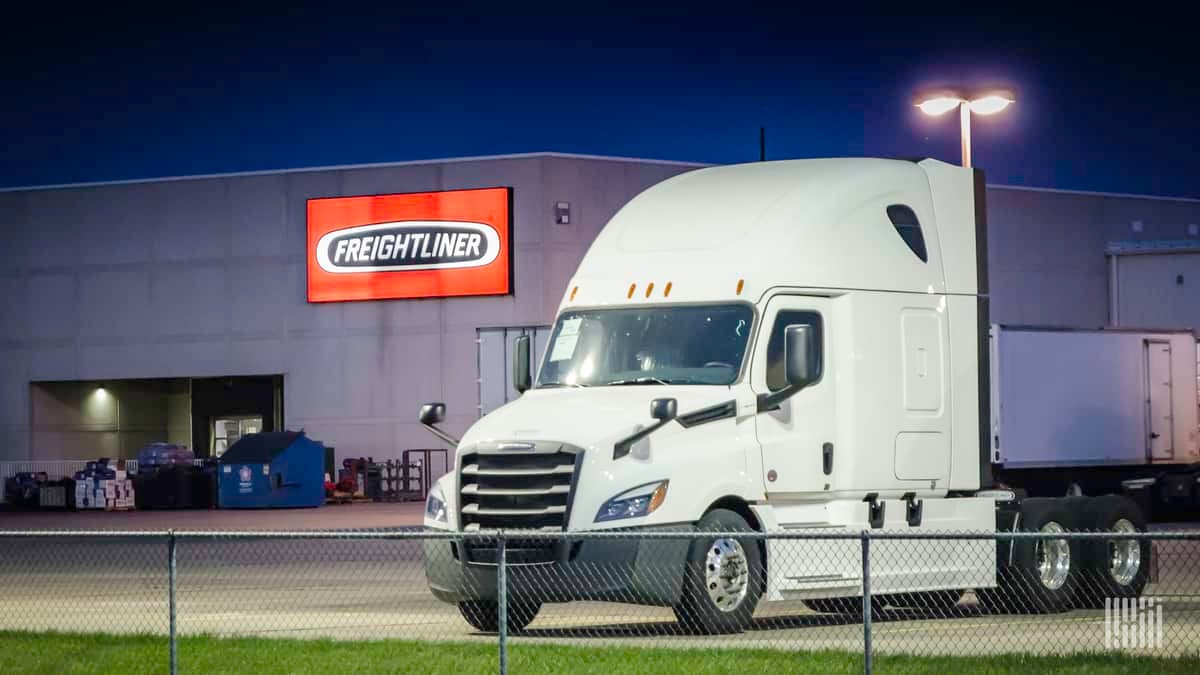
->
[705,538,749,612]
[1108,518,1141,586]
[1037,521,1071,591]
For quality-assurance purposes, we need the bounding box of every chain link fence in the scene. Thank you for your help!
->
[0,528,1197,673]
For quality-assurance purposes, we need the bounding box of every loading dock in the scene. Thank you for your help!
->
[28,375,283,461]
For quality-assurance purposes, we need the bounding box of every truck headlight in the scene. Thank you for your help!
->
[425,484,448,523]
[595,480,669,523]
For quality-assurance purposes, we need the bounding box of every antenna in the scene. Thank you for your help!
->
[759,127,766,161]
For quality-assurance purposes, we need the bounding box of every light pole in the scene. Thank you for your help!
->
[914,89,1014,167]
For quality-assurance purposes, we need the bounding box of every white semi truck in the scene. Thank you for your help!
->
[419,157,1187,634]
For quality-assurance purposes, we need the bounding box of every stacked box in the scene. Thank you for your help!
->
[74,479,106,510]
[92,479,107,510]
[105,479,135,510]
[72,461,136,511]
[73,481,89,508]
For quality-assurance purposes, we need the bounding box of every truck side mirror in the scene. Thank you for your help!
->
[614,397,679,459]
[784,324,817,387]
[650,397,677,421]
[757,324,819,413]
[418,402,459,447]
[418,402,446,426]
[513,335,532,394]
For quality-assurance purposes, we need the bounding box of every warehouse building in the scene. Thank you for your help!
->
[0,152,1197,466]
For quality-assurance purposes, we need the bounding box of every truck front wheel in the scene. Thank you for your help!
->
[672,509,764,634]
[458,599,541,633]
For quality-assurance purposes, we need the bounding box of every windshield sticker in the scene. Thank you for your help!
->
[549,333,580,362]
[559,317,582,337]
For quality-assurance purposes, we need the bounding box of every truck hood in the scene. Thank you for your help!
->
[458,385,738,455]
[444,384,761,531]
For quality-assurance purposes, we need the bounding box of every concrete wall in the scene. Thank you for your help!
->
[0,155,693,463]
[166,379,190,447]
[29,379,182,460]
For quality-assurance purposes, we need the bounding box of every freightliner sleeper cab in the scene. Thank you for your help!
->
[419,158,1150,634]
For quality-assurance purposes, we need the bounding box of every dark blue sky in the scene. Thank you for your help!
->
[2,2,1197,196]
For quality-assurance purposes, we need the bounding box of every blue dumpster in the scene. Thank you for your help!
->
[218,431,325,509]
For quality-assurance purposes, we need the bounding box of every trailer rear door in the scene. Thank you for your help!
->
[1145,339,1175,460]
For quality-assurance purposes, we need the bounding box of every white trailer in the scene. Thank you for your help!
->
[417,157,1152,634]
[991,325,1200,512]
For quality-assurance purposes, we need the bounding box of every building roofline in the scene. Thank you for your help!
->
[986,182,1200,204]
[2,151,1196,203]
[0,151,711,193]
[1106,240,1200,256]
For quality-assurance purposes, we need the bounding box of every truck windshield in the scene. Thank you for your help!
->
[536,304,753,387]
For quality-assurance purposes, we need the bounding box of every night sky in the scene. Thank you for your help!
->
[2,3,1197,196]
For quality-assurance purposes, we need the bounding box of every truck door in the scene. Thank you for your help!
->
[751,295,835,496]
[1145,339,1174,460]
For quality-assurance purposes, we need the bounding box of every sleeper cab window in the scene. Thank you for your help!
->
[765,310,824,392]
[887,204,928,262]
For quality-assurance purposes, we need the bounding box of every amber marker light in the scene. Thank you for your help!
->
[648,481,669,513]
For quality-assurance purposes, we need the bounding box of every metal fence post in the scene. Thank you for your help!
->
[168,529,178,675]
[861,530,872,675]
[497,532,508,675]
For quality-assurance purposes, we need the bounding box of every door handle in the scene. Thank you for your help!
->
[1150,433,1160,439]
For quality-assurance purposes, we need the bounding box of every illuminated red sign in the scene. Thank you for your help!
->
[307,188,512,302]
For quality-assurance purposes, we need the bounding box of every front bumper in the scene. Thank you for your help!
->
[423,524,694,606]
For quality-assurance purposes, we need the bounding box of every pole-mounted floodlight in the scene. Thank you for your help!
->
[914,88,1015,167]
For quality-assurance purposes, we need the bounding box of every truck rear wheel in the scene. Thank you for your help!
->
[980,499,1079,614]
[458,599,541,633]
[673,508,763,634]
[1076,495,1150,607]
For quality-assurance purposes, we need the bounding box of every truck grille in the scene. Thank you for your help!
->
[458,441,581,532]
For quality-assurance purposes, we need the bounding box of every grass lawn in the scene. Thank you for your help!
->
[0,631,1196,674]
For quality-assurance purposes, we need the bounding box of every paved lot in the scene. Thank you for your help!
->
[1,525,1198,658]
[0,502,426,531]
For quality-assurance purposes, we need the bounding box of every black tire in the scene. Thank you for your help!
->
[457,599,541,633]
[1075,495,1150,608]
[979,499,1080,614]
[672,509,764,634]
